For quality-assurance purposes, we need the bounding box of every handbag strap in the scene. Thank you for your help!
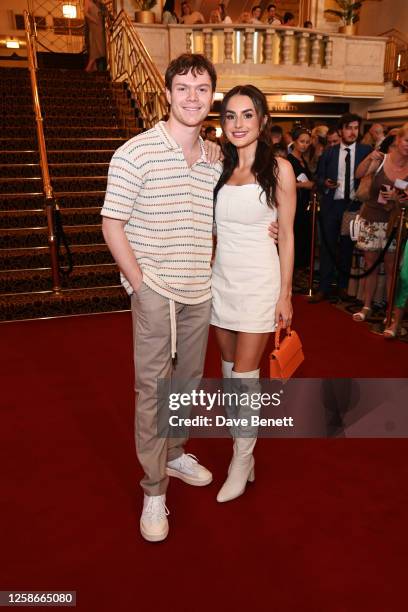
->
[377,153,386,174]
[275,322,292,350]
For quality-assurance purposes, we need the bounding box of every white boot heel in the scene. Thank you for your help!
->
[217,455,255,503]
[216,369,259,503]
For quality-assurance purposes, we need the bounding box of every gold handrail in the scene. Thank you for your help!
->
[103,8,167,129]
[24,10,61,293]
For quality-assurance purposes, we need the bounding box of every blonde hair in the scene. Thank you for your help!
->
[397,123,408,138]
[311,125,329,138]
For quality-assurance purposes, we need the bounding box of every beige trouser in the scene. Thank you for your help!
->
[131,283,211,496]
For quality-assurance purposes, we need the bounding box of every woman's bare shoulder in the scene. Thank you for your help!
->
[276,156,295,178]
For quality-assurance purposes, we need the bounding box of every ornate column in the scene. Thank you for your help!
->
[310,0,329,31]
[203,28,213,62]
[224,27,233,64]
[244,28,254,64]
[323,35,333,68]
[310,33,322,67]
[186,29,192,54]
[280,29,294,66]
[296,31,309,66]
[263,28,274,64]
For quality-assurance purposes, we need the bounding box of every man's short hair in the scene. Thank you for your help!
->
[327,127,339,136]
[272,143,287,158]
[251,5,261,14]
[165,53,217,91]
[283,12,294,23]
[205,126,216,135]
[270,124,283,135]
[267,4,277,10]
[338,113,362,130]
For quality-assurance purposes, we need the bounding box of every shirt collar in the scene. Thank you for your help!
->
[156,121,208,164]
[156,121,180,150]
[340,141,356,152]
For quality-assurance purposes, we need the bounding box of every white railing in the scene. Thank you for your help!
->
[123,20,385,99]
[174,24,333,69]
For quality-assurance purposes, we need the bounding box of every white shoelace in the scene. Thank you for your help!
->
[178,453,199,474]
[143,497,170,521]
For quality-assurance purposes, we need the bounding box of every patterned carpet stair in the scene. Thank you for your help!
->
[0,65,141,320]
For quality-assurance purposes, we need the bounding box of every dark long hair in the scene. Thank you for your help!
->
[163,0,177,19]
[214,85,279,209]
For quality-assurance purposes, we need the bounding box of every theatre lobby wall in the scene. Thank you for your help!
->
[133,23,385,101]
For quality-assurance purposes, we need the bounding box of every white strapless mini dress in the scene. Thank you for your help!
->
[210,183,281,333]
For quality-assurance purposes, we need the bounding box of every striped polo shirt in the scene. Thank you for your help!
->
[101,121,222,304]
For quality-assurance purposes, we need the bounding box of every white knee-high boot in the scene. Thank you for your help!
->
[217,368,259,503]
[222,359,235,428]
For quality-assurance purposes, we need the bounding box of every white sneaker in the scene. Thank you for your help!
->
[166,453,213,486]
[140,494,169,542]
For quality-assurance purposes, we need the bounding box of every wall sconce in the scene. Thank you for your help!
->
[62,3,77,19]
[6,40,20,49]
[214,92,224,101]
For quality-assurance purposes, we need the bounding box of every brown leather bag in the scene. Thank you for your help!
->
[269,323,305,380]
[355,154,386,202]
[354,173,374,203]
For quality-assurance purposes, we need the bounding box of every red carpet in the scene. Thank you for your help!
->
[1,296,407,611]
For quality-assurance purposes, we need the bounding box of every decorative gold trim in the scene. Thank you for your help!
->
[104,7,167,129]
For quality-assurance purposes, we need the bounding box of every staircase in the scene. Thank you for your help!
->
[0,66,141,321]
[366,80,408,123]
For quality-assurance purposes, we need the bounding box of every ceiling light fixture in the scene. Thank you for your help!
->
[62,3,77,19]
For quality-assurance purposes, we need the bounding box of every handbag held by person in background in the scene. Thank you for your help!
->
[355,154,386,202]
[342,155,387,238]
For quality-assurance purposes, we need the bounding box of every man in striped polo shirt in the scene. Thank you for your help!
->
[101,54,221,542]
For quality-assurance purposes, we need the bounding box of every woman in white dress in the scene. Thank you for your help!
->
[211,85,296,502]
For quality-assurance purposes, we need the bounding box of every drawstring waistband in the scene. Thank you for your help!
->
[169,299,177,361]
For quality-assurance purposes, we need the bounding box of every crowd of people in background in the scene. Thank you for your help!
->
[161,2,312,28]
[201,116,407,338]
[84,2,406,339]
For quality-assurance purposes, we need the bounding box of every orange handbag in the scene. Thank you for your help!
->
[269,323,305,380]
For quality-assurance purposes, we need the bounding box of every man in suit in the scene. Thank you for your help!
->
[310,113,372,302]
